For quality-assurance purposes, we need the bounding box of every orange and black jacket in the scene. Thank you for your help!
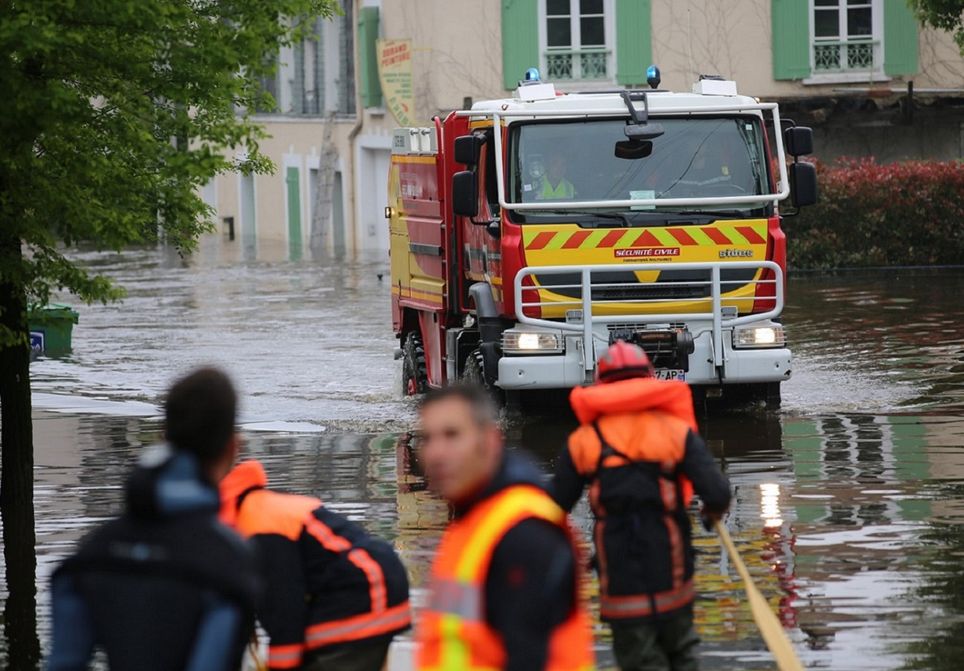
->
[550,377,731,624]
[220,460,411,670]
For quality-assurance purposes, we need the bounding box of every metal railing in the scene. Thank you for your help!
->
[544,47,611,81]
[513,261,785,372]
[813,39,880,73]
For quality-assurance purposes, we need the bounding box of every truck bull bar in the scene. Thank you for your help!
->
[513,261,785,375]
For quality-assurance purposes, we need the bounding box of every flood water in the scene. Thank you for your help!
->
[3,238,964,670]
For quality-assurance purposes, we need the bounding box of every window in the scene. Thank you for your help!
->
[541,0,614,82]
[257,4,356,117]
[811,0,882,75]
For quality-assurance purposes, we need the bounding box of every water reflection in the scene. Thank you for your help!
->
[783,269,964,414]
[11,406,961,670]
[4,252,963,670]
[1,497,40,671]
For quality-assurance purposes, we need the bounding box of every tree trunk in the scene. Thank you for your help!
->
[0,234,39,671]
[310,113,338,258]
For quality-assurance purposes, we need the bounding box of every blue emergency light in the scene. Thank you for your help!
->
[646,65,661,89]
[524,67,541,83]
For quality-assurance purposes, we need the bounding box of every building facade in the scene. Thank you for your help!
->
[206,0,964,259]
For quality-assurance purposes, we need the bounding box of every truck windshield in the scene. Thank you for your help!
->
[508,117,770,217]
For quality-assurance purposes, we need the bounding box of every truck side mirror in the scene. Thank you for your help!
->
[784,126,813,157]
[452,171,479,217]
[789,161,818,208]
[454,134,485,166]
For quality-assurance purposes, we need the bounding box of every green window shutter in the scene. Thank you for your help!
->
[883,0,919,76]
[771,0,810,80]
[615,0,652,86]
[357,6,382,108]
[501,0,539,90]
[286,167,303,261]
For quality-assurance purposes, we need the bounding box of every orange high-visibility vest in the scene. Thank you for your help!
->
[567,378,699,621]
[570,378,697,506]
[220,460,411,669]
[416,484,595,671]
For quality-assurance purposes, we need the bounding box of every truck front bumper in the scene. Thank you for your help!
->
[497,327,791,390]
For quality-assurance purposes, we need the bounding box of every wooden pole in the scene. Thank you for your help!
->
[715,521,803,671]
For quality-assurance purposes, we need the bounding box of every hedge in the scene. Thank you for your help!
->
[788,158,964,270]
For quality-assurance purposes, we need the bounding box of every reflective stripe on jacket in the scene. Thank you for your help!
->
[221,460,411,670]
[540,176,575,199]
[416,484,594,671]
[568,378,698,622]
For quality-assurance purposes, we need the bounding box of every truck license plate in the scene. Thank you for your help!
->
[655,369,685,381]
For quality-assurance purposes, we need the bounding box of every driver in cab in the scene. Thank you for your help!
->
[533,148,576,200]
[674,135,740,188]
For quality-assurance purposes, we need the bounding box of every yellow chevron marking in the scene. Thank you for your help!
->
[583,230,609,248]
[686,227,716,246]
[543,231,569,251]
[649,228,679,247]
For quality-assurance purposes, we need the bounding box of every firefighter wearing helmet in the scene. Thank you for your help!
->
[550,341,732,671]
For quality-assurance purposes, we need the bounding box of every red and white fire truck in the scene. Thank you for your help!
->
[388,69,816,405]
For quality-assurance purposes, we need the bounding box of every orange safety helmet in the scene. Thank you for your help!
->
[596,340,655,383]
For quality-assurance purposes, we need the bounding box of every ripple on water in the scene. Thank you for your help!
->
[7,253,964,670]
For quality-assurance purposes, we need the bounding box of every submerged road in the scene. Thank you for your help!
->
[5,241,964,669]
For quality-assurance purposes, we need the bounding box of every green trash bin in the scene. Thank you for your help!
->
[28,304,79,356]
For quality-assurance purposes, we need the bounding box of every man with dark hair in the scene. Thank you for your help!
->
[414,385,594,671]
[47,367,260,671]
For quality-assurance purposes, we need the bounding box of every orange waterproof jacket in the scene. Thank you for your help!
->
[569,377,696,506]
[416,484,595,671]
[220,460,411,670]
[558,378,730,622]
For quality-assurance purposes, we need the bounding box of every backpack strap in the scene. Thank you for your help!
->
[591,421,684,512]
[591,421,635,475]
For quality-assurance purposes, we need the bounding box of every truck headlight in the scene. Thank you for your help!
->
[502,331,564,355]
[732,324,786,349]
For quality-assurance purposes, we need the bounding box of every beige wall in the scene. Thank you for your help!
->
[203,0,963,258]
[916,25,964,90]
[208,118,356,259]
[379,0,504,124]
[652,1,964,98]
[374,0,964,110]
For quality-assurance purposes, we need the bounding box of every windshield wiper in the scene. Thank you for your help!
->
[536,210,632,227]
[660,209,752,218]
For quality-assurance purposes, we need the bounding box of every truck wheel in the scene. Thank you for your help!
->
[735,382,782,409]
[759,382,782,409]
[462,349,502,401]
[402,332,427,396]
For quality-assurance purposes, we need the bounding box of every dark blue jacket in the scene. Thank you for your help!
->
[47,448,260,671]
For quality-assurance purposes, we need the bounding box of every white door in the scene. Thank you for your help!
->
[359,147,391,252]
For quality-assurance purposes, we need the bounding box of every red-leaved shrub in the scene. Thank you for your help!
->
[789,158,964,270]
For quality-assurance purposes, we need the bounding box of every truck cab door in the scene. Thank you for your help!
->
[461,137,502,298]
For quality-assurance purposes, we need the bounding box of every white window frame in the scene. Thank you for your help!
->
[322,16,341,114]
[537,0,615,87]
[804,0,890,85]
[277,43,296,113]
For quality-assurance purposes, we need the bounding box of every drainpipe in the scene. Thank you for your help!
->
[347,0,364,258]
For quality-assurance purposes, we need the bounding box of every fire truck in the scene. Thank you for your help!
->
[388,68,816,405]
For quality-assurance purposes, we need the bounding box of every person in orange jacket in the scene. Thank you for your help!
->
[220,460,411,671]
[550,341,732,671]
[414,384,594,671]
